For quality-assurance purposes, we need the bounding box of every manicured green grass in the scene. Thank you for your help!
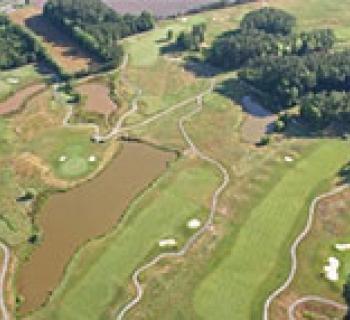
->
[123,15,206,67]
[194,140,350,320]
[16,1,350,319]
[270,186,350,318]
[25,128,106,180]
[28,160,219,320]
[0,64,43,102]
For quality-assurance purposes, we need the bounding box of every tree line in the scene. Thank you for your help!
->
[207,7,350,131]
[43,0,155,68]
[0,14,41,70]
[0,14,63,75]
[207,8,335,69]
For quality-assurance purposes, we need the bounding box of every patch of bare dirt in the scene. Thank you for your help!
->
[77,83,117,115]
[0,84,45,115]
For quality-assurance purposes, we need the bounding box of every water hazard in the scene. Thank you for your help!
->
[17,142,175,313]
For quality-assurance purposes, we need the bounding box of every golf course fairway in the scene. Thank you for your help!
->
[194,139,350,320]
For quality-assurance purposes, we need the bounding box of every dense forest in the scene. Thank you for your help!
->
[43,0,155,68]
[0,15,41,70]
[208,8,335,69]
[207,7,350,130]
[239,50,350,105]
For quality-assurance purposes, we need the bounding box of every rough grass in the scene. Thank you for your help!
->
[11,0,350,318]
[271,189,350,319]
[194,140,350,320]
[25,128,106,180]
[0,65,43,102]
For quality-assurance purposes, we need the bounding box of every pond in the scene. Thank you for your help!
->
[17,142,175,314]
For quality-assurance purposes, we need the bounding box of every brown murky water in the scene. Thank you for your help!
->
[17,142,174,314]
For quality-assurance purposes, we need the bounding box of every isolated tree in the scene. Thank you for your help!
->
[167,29,174,41]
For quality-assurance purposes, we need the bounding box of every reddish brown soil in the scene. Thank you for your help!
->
[77,83,117,115]
[9,7,98,73]
[0,84,45,115]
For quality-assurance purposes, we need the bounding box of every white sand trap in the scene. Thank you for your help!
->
[59,155,67,162]
[323,257,340,282]
[335,243,350,251]
[284,156,294,163]
[88,155,97,163]
[181,17,188,22]
[187,218,201,230]
[7,77,19,85]
[159,238,177,248]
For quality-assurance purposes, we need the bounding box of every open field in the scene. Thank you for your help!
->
[1,0,350,319]
[193,140,350,320]
[35,0,229,17]
[9,7,98,73]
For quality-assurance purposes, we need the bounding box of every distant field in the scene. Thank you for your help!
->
[104,0,227,16]
[9,7,98,74]
[34,0,230,17]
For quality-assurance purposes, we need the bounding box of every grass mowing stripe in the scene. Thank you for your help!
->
[193,139,350,320]
[29,161,219,320]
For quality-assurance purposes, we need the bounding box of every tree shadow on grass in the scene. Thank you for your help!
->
[216,78,327,140]
[25,14,100,68]
[183,56,222,78]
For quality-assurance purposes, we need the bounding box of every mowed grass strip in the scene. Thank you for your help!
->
[29,160,219,320]
[194,140,350,320]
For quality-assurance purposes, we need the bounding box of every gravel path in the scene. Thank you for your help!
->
[263,185,349,320]
[0,242,10,320]
[115,85,229,320]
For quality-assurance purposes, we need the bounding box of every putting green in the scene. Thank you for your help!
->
[59,157,89,178]
[193,139,350,320]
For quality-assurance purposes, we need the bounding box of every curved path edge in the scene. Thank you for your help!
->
[0,242,10,320]
[288,295,347,320]
[115,86,229,320]
[263,184,349,320]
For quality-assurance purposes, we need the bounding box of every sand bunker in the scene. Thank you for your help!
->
[323,257,340,282]
[58,155,67,162]
[284,156,294,163]
[335,244,350,251]
[159,238,177,247]
[187,218,201,229]
[88,155,97,163]
[241,96,277,144]
[77,83,117,115]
